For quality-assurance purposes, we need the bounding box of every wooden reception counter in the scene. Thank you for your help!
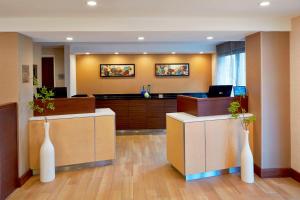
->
[166,112,253,181]
[29,108,115,171]
[177,95,248,116]
[33,96,95,116]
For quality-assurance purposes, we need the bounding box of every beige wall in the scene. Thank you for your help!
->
[76,54,212,94]
[261,32,290,169]
[18,34,33,176]
[33,43,42,87]
[246,32,262,166]
[0,33,33,177]
[0,33,19,104]
[246,32,290,169]
[42,47,65,87]
[291,17,300,173]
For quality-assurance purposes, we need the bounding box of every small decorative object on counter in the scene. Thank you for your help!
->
[142,84,151,98]
[28,78,56,183]
[228,98,256,184]
[140,85,146,96]
[144,91,151,98]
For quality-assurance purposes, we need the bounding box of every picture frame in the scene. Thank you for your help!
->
[100,64,135,77]
[22,65,30,83]
[155,63,190,76]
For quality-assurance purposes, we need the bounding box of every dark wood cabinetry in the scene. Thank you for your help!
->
[96,99,177,130]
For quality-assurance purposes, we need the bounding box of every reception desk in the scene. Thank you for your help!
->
[166,112,253,181]
[34,96,95,116]
[29,108,115,171]
[177,95,248,116]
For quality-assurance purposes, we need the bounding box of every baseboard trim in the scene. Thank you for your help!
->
[18,169,33,186]
[290,168,300,182]
[254,164,291,178]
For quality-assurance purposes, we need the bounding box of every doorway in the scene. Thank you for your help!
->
[42,57,54,88]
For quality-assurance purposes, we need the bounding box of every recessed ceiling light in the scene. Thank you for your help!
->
[259,1,270,7]
[85,52,90,55]
[200,51,204,54]
[172,52,176,54]
[138,36,145,41]
[143,52,148,54]
[114,52,119,55]
[87,0,97,6]
[206,36,214,40]
[66,37,73,41]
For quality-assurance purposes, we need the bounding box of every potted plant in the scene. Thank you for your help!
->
[228,100,256,183]
[29,79,56,183]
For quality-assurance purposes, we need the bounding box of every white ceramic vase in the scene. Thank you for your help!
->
[241,129,254,183]
[40,121,55,183]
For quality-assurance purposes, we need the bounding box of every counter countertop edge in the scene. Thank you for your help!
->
[29,108,115,121]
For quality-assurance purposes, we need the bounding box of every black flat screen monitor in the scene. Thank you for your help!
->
[53,87,67,98]
[208,85,233,98]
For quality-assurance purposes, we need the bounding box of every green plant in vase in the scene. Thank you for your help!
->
[228,100,256,131]
[228,98,256,184]
[29,78,55,118]
[28,78,56,183]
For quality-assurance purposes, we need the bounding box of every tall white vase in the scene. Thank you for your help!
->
[40,121,55,183]
[241,129,254,183]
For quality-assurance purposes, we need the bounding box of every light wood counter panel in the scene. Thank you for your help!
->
[29,118,94,169]
[185,122,206,174]
[166,117,185,174]
[206,119,253,171]
[29,109,116,170]
[95,116,116,161]
[166,113,253,179]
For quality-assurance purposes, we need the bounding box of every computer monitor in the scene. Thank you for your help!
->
[208,85,233,97]
[53,87,67,98]
[234,86,247,96]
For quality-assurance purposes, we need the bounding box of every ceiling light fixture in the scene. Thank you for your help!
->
[143,52,148,54]
[66,37,73,41]
[259,1,270,7]
[85,52,90,55]
[114,52,119,55]
[87,0,97,6]
[206,36,214,40]
[172,52,176,54]
[138,36,145,41]
[200,51,204,54]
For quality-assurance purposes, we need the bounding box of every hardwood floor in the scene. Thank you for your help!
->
[8,135,300,200]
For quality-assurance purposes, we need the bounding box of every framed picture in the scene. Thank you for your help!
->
[100,64,135,77]
[155,63,189,76]
[22,65,30,83]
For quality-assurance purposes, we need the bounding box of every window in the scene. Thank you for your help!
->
[215,42,246,86]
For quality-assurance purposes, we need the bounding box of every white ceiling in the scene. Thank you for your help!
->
[24,31,251,43]
[0,0,299,18]
[0,0,298,51]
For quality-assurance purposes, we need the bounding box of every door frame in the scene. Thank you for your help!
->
[42,55,56,87]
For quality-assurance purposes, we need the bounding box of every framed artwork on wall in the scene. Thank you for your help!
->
[100,64,135,77]
[155,63,189,76]
[22,65,30,83]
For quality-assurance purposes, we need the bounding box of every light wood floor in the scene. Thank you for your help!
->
[8,135,300,200]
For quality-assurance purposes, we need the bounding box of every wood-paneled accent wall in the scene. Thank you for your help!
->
[0,103,18,200]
